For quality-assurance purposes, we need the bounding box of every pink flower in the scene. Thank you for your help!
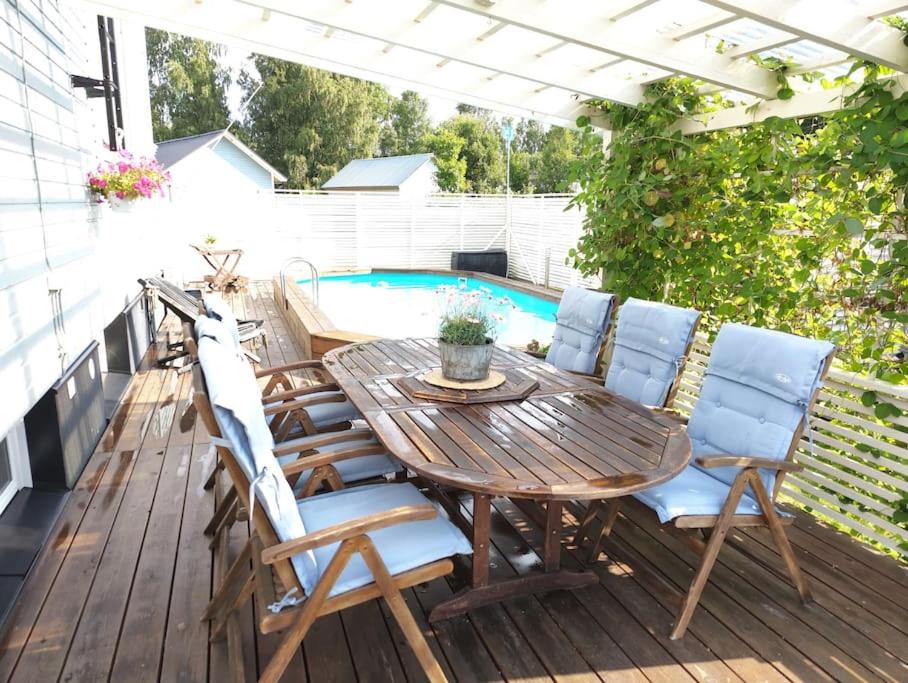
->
[115,191,126,199]
[97,178,107,189]
[117,161,130,173]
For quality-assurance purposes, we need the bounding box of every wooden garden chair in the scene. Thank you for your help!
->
[577,322,835,639]
[192,335,470,683]
[575,296,701,550]
[140,275,265,366]
[544,286,618,378]
[186,317,403,545]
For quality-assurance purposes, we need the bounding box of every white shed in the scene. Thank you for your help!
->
[322,153,437,198]
[155,129,287,199]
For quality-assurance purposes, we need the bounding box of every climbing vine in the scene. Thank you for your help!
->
[569,73,908,400]
[569,72,908,557]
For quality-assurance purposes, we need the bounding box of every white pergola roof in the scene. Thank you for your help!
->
[83,0,908,130]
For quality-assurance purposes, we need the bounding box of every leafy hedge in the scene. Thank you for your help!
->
[568,70,907,419]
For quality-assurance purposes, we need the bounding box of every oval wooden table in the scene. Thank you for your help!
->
[323,338,691,621]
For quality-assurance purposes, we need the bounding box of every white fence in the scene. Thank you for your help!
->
[165,190,597,290]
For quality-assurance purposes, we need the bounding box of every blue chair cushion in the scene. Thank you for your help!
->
[703,323,835,406]
[633,465,765,524]
[297,483,473,597]
[203,294,241,348]
[546,287,615,375]
[276,435,403,489]
[686,323,834,494]
[196,324,275,481]
[605,297,700,407]
[265,391,362,430]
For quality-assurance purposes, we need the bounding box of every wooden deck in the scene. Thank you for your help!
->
[1,281,906,683]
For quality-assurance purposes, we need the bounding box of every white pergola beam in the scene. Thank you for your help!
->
[665,12,736,42]
[433,0,779,97]
[703,0,908,71]
[864,2,908,19]
[242,0,646,106]
[82,0,590,126]
[677,74,908,133]
[723,30,800,58]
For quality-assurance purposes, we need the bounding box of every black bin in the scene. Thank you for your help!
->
[451,249,508,277]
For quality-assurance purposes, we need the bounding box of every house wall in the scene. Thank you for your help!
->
[167,140,275,202]
[0,3,157,443]
[397,160,438,198]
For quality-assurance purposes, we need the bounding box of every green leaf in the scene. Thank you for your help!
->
[861,390,877,407]
[890,129,908,147]
[844,217,863,235]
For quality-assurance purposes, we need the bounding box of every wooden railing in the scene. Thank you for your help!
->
[672,336,908,561]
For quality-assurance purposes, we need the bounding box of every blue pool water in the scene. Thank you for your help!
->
[299,271,558,346]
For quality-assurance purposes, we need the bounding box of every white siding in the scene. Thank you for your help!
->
[0,3,157,440]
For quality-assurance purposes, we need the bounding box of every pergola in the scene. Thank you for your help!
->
[85,0,908,130]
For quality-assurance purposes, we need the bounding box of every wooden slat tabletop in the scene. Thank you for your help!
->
[323,339,690,500]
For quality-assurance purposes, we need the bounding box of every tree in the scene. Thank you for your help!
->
[380,90,432,156]
[421,129,467,191]
[239,57,390,188]
[536,126,579,193]
[440,114,504,193]
[146,28,230,142]
[515,119,546,155]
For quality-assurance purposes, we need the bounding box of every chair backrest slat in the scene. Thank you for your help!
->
[604,297,701,408]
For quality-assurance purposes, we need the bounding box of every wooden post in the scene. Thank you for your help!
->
[472,493,491,588]
[544,500,562,572]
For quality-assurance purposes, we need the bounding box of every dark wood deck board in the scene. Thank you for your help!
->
[1,281,906,683]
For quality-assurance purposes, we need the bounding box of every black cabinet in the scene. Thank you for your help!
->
[24,342,105,490]
[451,249,508,277]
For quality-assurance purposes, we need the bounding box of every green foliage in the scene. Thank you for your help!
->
[440,114,505,193]
[380,90,432,156]
[569,76,907,389]
[239,57,390,188]
[438,311,495,346]
[535,126,579,193]
[146,29,230,142]
[438,288,499,345]
[421,128,467,191]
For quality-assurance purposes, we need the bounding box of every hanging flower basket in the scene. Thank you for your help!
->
[87,150,171,208]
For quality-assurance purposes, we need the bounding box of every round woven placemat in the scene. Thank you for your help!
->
[422,368,507,391]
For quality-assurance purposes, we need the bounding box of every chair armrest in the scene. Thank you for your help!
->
[695,456,803,473]
[263,393,347,416]
[263,384,340,404]
[272,428,373,456]
[281,444,387,476]
[261,505,437,563]
[255,359,326,378]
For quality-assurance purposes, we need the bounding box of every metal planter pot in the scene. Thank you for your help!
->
[438,339,494,381]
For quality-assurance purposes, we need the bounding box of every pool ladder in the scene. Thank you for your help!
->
[280,257,319,308]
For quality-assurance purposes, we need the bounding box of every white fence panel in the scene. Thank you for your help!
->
[167,190,591,289]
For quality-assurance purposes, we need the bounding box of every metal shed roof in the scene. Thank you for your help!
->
[322,154,435,190]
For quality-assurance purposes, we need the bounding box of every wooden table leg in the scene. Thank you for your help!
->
[543,500,562,573]
[427,495,597,623]
[472,493,491,588]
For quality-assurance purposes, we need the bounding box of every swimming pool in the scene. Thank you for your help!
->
[297,271,558,346]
